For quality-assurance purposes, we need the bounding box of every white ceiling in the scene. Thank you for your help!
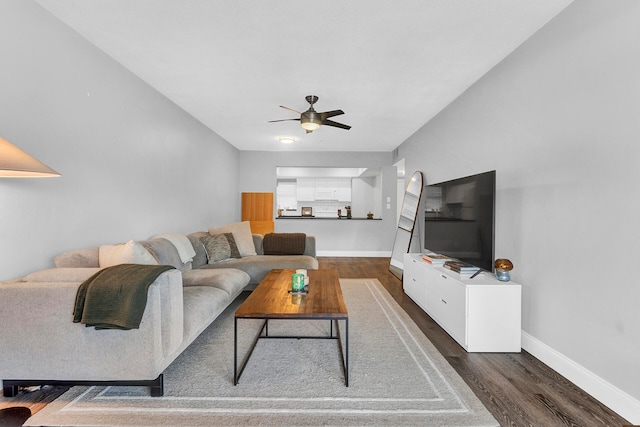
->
[35,0,572,152]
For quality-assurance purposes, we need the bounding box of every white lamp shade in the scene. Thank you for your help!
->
[301,121,320,131]
[0,137,60,178]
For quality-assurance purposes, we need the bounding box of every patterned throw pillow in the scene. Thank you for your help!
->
[200,233,242,263]
[223,233,242,259]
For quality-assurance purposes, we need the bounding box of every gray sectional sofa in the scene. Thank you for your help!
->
[0,226,317,397]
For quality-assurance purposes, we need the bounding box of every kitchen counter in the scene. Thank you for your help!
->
[277,216,381,220]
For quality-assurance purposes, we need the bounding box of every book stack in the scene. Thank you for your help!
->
[443,260,481,278]
[421,253,452,266]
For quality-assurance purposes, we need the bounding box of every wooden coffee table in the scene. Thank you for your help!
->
[234,269,349,386]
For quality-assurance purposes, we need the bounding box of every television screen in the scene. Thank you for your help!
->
[424,170,495,271]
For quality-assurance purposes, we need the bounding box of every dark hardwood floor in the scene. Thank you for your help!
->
[0,257,631,426]
[319,257,630,427]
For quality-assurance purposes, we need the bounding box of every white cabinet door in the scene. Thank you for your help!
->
[315,178,339,200]
[466,287,522,352]
[296,178,316,201]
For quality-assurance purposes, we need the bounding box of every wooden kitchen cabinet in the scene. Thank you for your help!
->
[241,192,274,235]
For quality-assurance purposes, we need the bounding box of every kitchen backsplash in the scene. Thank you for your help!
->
[280,200,347,217]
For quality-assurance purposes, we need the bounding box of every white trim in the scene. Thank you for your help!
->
[521,331,640,424]
[316,250,392,257]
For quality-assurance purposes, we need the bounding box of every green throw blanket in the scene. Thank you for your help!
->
[73,264,175,330]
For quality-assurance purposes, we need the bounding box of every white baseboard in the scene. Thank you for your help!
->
[316,250,392,257]
[521,331,640,424]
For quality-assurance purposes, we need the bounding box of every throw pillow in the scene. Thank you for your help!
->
[98,240,159,268]
[187,232,209,269]
[223,232,242,259]
[263,233,307,255]
[200,234,232,263]
[53,247,100,268]
[208,221,257,257]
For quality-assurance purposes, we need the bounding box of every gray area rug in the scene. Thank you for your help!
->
[26,278,498,426]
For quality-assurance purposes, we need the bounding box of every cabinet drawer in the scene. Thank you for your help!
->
[403,256,422,281]
[434,296,467,345]
[432,273,466,314]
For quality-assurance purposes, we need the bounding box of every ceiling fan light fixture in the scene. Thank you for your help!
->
[301,121,320,131]
[270,96,350,133]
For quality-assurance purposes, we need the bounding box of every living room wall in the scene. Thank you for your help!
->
[0,1,240,281]
[395,0,640,420]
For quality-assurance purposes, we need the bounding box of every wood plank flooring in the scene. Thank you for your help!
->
[0,257,631,426]
[319,257,631,427]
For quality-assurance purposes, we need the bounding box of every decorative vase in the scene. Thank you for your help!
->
[495,269,511,282]
[494,258,513,282]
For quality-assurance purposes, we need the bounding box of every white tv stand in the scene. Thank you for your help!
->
[403,253,521,352]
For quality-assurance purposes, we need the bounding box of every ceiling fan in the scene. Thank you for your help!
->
[269,95,351,134]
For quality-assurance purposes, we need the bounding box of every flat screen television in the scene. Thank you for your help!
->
[424,170,495,271]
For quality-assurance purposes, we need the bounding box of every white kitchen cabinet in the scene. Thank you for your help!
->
[293,178,352,202]
[403,253,521,352]
[315,178,339,200]
[296,178,316,201]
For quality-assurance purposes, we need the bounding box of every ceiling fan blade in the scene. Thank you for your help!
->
[322,119,351,130]
[280,105,302,115]
[268,118,301,123]
[319,110,344,120]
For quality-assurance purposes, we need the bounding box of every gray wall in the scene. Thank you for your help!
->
[0,1,240,281]
[239,151,398,255]
[395,0,640,416]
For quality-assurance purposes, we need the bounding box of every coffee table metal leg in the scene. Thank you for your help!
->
[234,318,268,385]
[346,318,349,386]
[335,318,349,387]
[234,316,238,385]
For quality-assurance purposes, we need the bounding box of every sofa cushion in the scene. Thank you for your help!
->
[262,233,306,255]
[54,247,100,268]
[99,241,158,268]
[252,234,317,258]
[151,233,196,263]
[23,268,101,282]
[182,268,250,297]
[187,232,209,269]
[208,221,257,257]
[139,238,191,273]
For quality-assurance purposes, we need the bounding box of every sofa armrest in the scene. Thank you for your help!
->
[304,236,316,258]
[0,269,184,382]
